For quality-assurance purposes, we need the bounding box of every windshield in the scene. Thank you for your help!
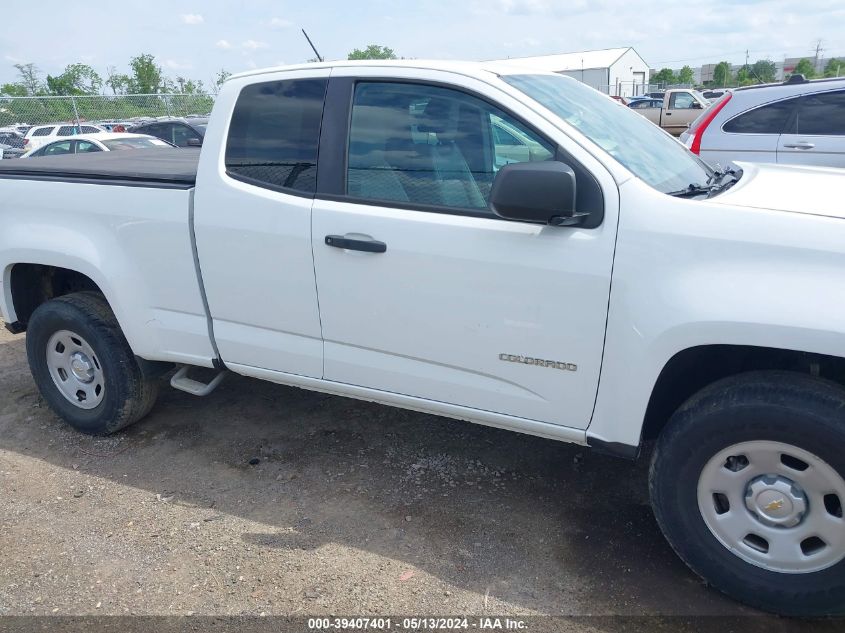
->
[102,137,173,150]
[503,74,713,194]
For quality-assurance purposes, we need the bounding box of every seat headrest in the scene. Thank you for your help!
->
[418,97,454,135]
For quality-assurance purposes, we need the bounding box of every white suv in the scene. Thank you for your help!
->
[24,123,105,151]
[680,76,845,169]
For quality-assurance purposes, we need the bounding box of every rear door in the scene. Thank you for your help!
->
[717,97,797,166]
[194,69,330,376]
[310,71,617,429]
[777,90,845,168]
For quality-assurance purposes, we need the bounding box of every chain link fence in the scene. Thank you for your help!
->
[0,94,216,129]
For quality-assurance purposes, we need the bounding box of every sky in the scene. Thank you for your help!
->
[1,0,843,87]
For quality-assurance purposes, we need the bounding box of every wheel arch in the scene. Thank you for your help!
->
[640,344,845,444]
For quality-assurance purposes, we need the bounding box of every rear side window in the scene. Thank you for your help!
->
[57,126,79,136]
[795,91,845,135]
[43,141,73,156]
[225,78,327,194]
[723,98,796,134]
[32,127,54,137]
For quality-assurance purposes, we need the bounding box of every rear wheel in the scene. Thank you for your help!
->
[650,371,845,616]
[25,292,158,435]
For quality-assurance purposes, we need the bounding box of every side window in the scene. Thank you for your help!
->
[137,124,160,139]
[723,98,797,134]
[43,141,73,155]
[57,125,79,136]
[346,81,555,211]
[172,124,200,147]
[669,92,695,109]
[795,91,845,136]
[81,126,100,134]
[32,127,54,137]
[76,141,101,153]
[226,78,327,194]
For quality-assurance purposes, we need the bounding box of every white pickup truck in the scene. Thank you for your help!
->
[1,61,844,616]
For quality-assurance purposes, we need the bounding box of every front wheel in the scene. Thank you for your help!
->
[25,292,159,435]
[650,371,845,616]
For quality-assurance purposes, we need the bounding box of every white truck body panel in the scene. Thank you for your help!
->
[588,170,845,447]
[0,180,214,366]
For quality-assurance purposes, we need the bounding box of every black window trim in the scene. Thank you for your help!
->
[314,76,605,228]
[223,77,329,200]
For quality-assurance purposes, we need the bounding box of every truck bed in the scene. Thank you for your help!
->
[0,148,200,188]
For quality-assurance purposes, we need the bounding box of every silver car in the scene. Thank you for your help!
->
[680,76,845,169]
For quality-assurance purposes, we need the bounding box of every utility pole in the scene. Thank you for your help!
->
[813,39,823,75]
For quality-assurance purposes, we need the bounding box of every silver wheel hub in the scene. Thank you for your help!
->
[698,440,845,574]
[45,330,105,410]
[69,352,95,383]
[745,475,807,528]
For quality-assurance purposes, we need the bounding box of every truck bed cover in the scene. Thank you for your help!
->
[0,148,200,188]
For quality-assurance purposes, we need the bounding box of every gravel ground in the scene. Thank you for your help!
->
[0,323,825,630]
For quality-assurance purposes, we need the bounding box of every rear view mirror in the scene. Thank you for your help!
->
[186,138,202,147]
[489,161,586,226]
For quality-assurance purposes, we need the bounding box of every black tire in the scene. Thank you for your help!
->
[650,371,845,616]
[25,291,159,435]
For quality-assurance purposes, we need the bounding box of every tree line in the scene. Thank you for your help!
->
[1,44,402,98]
[652,57,843,89]
[1,54,232,97]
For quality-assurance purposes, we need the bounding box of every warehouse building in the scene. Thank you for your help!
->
[494,47,650,97]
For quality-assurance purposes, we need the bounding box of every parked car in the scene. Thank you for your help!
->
[628,88,710,135]
[681,76,845,169]
[628,98,664,109]
[2,60,845,617]
[23,133,175,158]
[130,118,207,147]
[0,143,25,159]
[23,123,105,151]
[0,130,26,149]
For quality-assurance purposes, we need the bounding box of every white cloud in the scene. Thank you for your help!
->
[165,59,193,70]
[242,40,269,50]
[181,13,204,25]
[496,0,550,15]
[268,17,292,28]
[215,39,232,50]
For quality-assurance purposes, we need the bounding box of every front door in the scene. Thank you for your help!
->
[777,90,845,168]
[311,78,616,429]
[664,91,700,135]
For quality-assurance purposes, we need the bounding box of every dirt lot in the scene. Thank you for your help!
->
[0,323,820,629]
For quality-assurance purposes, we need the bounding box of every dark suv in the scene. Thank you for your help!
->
[130,118,207,147]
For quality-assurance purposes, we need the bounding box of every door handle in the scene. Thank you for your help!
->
[783,142,815,150]
[325,235,387,253]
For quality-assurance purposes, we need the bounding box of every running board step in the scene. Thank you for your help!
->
[170,365,227,396]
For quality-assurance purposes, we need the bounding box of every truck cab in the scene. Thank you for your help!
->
[2,61,845,617]
[630,88,709,135]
